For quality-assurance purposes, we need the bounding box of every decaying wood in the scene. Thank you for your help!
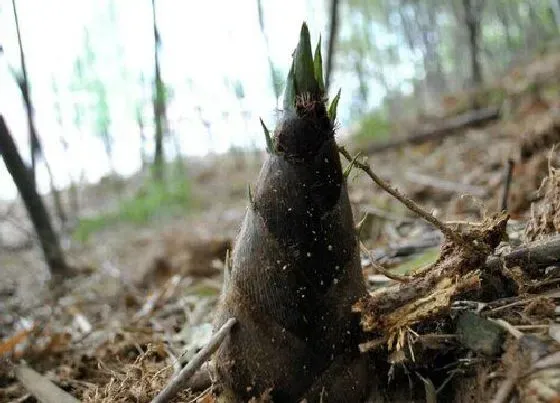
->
[14,365,80,403]
[356,228,560,350]
[151,317,237,403]
[519,110,560,162]
[353,212,509,350]
[525,158,560,241]
[365,107,500,154]
[485,235,560,272]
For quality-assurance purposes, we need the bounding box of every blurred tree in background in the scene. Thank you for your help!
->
[151,0,167,181]
[3,0,558,186]
[339,0,560,127]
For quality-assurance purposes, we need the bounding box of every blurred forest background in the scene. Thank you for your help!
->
[2,0,560,400]
[1,0,559,281]
[2,0,558,195]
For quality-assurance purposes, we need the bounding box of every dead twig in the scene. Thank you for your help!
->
[490,375,516,403]
[14,365,80,403]
[339,146,463,245]
[365,107,500,154]
[485,289,560,313]
[526,351,560,375]
[491,319,523,339]
[360,242,410,283]
[499,159,515,212]
[151,317,237,403]
[485,235,560,271]
[8,393,32,403]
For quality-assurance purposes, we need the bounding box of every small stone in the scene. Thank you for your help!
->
[456,312,504,356]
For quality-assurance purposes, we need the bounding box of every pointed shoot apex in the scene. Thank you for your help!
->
[314,36,324,92]
[283,63,296,111]
[293,23,317,97]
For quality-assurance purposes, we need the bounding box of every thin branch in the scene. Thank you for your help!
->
[338,146,462,244]
[360,242,410,283]
[490,375,516,403]
[499,158,515,212]
[527,351,560,375]
[151,317,237,403]
[490,318,523,339]
[14,365,80,403]
[12,0,40,188]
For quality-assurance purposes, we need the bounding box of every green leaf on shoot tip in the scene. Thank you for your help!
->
[259,118,274,154]
[293,22,318,97]
[283,63,296,111]
[328,88,341,122]
[313,36,324,92]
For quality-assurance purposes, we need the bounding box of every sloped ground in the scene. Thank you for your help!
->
[1,51,560,402]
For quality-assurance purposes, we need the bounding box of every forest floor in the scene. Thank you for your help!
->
[2,50,560,402]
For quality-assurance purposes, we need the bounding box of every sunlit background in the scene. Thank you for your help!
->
[0,0,331,199]
[1,0,557,199]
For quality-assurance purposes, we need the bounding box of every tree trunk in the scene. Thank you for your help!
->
[69,181,80,221]
[462,0,483,88]
[354,58,369,116]
[12,1,67,231]
[551,0,560,32]
[325,0,339,93]
[151,0,165,181]
[12,0,40,189]
[526,3,541,50]
[496,3,514,54]
[424,2,446,94]
[137,112,147,168]
[0,116,69,276]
